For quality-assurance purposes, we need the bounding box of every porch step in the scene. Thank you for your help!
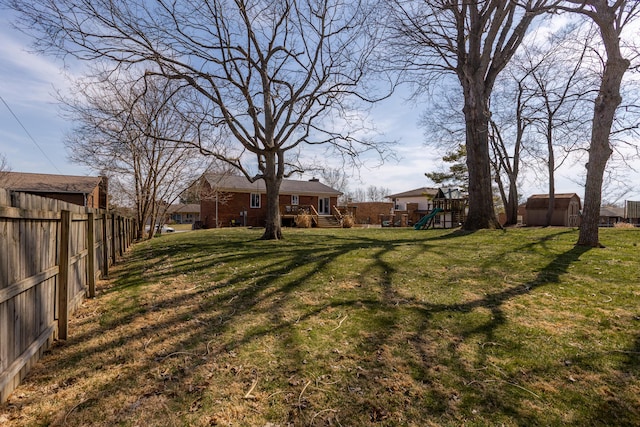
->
[316,215,341,228]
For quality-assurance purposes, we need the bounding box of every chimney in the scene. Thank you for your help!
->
[309,177,319,182]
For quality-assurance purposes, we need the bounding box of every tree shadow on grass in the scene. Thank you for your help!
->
[3,229,638,426]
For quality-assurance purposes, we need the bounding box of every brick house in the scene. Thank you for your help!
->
[200,174,342,228]
[0,171,108,209]
[166,203,201,224]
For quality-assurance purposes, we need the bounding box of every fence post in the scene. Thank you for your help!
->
[110,214,116,266]
[87,212,96,298]
[58,210,71,340]
[119,216,124,257]
[102,212,109,278]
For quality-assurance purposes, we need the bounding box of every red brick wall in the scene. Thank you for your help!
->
[348,202,393,225]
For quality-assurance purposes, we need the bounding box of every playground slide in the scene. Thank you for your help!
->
[413,207,443,230]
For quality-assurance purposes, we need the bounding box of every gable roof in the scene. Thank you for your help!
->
[203,173,342,196]
[525,193,581,210]
[167,203,201,214]
[387,187,439,199]
[0,172,103,195]
[600,205,624,218]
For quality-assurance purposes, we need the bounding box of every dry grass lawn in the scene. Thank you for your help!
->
[1,227,639,426]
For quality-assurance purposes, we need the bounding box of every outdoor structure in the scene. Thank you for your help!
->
[626,201,640,226]
[166,203,200,225]
[200,174,342,228]
[387,187,439,226]
[0,171,108,209]
[430,188,468,228]
[0,189,133,402]
[344,201,393,226]
[524,193,581,227]
[599,205,625,227]
[387,186,467,228]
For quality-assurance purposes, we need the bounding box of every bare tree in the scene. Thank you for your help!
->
[0,154,9,182]
[556,0,640,247]
[385,0,553,230]
[7,0,391,240]
[320,168,350,204]
[523,31,595,226]
[344,187,368,203]
[366,185,391,202]
[63,73,205,240]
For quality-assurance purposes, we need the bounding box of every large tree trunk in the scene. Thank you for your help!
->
[504,180,519,226]
[577,61,629,246]
[260,153,284,240]
[462,84,501,230]
[545,121,555,227]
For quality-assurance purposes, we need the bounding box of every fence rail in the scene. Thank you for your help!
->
[0,189,134,402]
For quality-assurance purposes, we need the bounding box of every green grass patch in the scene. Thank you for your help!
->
[2,227,639,426]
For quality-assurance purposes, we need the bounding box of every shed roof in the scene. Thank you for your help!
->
[203,173,342,196]
[525,193,581,210]
[0,172,103,195]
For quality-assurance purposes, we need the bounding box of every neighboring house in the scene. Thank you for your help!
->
[0,171,108,209]
[599,205,625,227]
[166,203,201,224]
[388,187,439,211]
[524,193,581,227]
[200,174,342,228]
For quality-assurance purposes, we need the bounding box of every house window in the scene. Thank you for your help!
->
[291,195,299,205]
[250,193,261,208]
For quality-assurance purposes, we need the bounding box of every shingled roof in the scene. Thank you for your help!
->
[386,187,439,199]
[0,172,103,194]
[203,173,342,196]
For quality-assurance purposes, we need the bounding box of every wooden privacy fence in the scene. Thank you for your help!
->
[0,189,135,402]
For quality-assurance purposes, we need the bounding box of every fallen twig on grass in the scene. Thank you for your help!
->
[243,378,258,399]
[331,315,348,331]
[311,408,337,425]
[299,380,312,405]
[63,398,96,425]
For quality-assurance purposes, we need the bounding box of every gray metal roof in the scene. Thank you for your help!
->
[203,173,342,196]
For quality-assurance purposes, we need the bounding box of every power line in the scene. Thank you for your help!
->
[0,94,63,174]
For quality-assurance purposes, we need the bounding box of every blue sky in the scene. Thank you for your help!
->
[1,12,637,202]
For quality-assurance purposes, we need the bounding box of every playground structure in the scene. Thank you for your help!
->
[413,207,443,229]
[414,188,467,229]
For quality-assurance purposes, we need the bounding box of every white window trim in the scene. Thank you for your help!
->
[291,195,299,205]
[250,193,261,208]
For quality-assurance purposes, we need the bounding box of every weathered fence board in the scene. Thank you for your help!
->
[0,188,134,402]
